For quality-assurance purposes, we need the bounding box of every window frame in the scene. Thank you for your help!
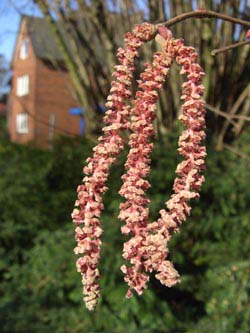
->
[16,75,29,97]
[19,38,29,60]
[16,113,29,134]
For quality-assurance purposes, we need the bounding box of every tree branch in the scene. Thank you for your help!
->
[216,85,250,149]
[206,104,250,123]
[153,9,250,60]
[156,9,250,28]
[211,40,250,56]
[224,144,250,160]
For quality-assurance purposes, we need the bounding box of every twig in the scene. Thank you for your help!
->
[216,85,250,149]
[233,87,250,136]
[205,104,236,126]
[16,98,79,137]
[211,40,250,56]
[206,104,250,122]
[154,9,250,57]
[224,144,250,160]
[156,9,250,29]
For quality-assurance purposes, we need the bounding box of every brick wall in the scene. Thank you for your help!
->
[35,59,80,148]
[9,22,36,144]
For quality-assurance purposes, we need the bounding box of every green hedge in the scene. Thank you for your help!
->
[0,131,249,333]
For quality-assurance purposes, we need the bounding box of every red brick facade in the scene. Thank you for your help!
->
[9,17,80,148]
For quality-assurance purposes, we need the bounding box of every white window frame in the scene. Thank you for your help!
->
[16,113,29,134]
[20,38,29,59]
[16,75,29,97]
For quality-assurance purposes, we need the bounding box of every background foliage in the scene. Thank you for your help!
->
[0,129,249,333]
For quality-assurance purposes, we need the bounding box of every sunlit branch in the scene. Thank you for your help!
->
[211,40,250,56]
[156,9,250,28]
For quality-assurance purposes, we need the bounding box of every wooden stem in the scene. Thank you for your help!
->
[156,9,250,28]
[211,40,250,56]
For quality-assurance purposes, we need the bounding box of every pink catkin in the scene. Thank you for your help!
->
[144,30,206,287]
[72,23,155,311]
[119,27,206,296]
[118,29,176,298]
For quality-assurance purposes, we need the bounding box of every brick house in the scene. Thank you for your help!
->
[9,15,81,148]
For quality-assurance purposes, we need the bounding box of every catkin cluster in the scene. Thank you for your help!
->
[72,23,206,311]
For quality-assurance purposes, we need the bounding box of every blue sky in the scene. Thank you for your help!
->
[0,1,41,64]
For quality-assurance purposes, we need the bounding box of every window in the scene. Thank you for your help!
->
[20,39,29,59]
[17,75,29,96]
[16,113,28,134]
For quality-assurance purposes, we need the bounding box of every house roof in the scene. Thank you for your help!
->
[23,15,64,61]
[19,11,144,64]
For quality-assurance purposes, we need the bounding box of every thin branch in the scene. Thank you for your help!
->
[224,144,250,160]
[228,114,250,121]
[16,99,79,137]
[153,10,250,60]
[206,104,250,122]
[216,85,250,149]
[233,87,250,136]
[211,40,250,56]
[35,0,89,94]
[156,9,250,28]
[205,104,237,126]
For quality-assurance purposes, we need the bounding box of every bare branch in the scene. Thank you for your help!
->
[224,144,250,160]
[206,104,250,123]
[211,40,250,56]
[156,9,250,28]
[216,85,250,149]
